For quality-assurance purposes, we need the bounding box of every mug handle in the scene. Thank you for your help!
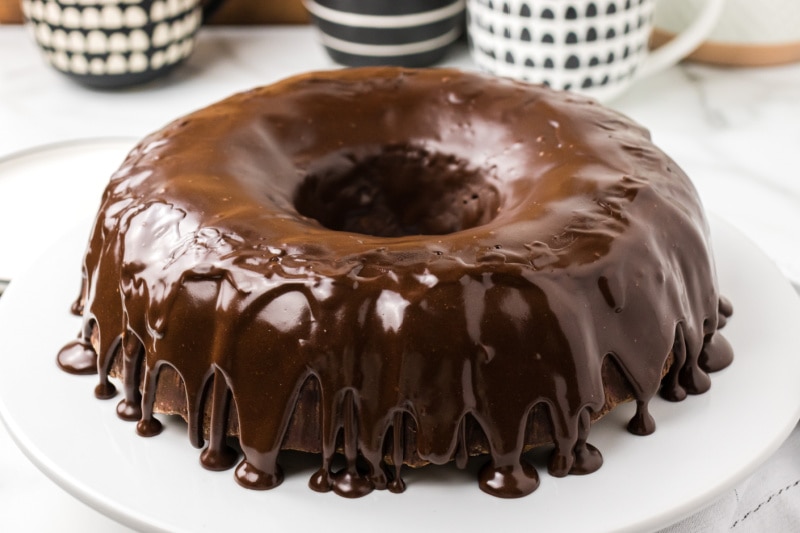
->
[637,0,724,78]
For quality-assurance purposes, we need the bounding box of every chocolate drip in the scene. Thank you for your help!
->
[136,364,163,438]
[94,334,120,400]
[719,296,734,320]
[661,325,689,402]
[235,456,283,491]
[571,408,603,474]
[115,332,143,421]
[57,303,97,376]
[198,369,238,470]
[332,391,375,498]
[388,411,407,493]
[56,339,96,375]
[700,330,734,373]
[478,456,539,498]
[627,401,656,436]
[58,68,733,498]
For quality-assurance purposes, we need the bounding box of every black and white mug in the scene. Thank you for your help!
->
[466,0,724,101]
[304,0,466,67]
[22,0,224,89]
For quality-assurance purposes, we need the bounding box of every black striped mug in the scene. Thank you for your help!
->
[305,0,466,67]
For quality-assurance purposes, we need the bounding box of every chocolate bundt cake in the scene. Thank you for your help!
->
[57,67,733,498]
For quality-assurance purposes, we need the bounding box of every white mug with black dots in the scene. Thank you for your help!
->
[466,0,724,101]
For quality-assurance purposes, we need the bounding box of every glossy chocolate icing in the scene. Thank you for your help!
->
[58,67,733,498]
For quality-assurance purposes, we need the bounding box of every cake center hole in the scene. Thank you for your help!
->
[294,146,501,237]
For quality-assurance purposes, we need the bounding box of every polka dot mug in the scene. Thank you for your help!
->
[466,0,724,102]
[22,0,224,88]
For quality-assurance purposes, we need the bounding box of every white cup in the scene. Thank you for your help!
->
[466,0,724,101]
[654,0,800,66]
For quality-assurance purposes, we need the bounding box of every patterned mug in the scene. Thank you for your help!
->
[466,0,724,101]
[22,0,225,88]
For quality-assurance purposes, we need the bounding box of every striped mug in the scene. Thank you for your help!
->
[305,0,466,67]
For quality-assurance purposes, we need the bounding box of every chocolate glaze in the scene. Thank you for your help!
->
[58,67,733,498]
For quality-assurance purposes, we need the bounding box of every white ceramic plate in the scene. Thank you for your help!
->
[688,166,800,290]
[0,139,136,281]
[1,216,799,533]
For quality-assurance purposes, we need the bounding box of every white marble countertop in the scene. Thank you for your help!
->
[0,24,799,532]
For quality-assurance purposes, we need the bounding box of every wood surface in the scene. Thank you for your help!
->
[0,0,310,24]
